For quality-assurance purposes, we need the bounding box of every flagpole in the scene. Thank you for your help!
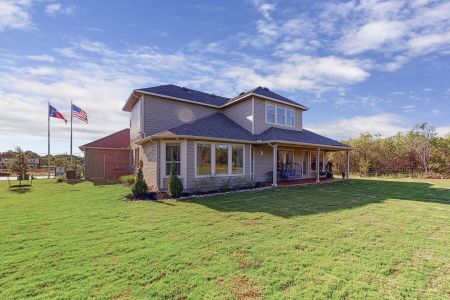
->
[48,103,50,179]
[70,100,73,167]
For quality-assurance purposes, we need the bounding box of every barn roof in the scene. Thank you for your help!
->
[79,129,130,150]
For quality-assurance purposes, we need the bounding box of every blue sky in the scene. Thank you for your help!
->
[0,0,449,155]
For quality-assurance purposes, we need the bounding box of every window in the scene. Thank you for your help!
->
[166,143,180,176]
[197,144,211,176]
[215,144,229,175]
[266,103,275,123]
[232,145,244,174]
[196,143,245,176]
[286,108,294,127]
[266,102,295,126]
[276,106,285,125]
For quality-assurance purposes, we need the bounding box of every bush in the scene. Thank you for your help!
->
[55,175,65,183]
[193,176,216,194]
[131,160,148,197]
[119,175,135,186]
[219,178,232,192]
[167,164,183,198]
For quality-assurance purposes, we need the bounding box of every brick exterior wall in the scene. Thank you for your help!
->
[131,141,159,190]
[84,149,132,180]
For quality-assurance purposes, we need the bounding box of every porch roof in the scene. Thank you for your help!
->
[144,113,351,150]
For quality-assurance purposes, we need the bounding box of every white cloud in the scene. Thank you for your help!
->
[436,126,450,136]
[337,21,406,55]
[402,104,416,112]
[0,0,34,31]
[307,113,410,139]
[26,54,56,62]
[45,2,76,16]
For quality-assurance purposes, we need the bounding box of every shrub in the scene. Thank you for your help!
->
[193,176,216,194]
[119,175,135,186]
[232,177,247,190]
[167,164,183,198]
[131,160,148,197]
[55,175,65,183]
[219,178,232,192]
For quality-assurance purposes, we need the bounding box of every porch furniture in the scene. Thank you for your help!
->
[279,163,302,181]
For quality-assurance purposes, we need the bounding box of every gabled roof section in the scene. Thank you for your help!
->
[123,84,230,111]
[151,113,255,142]
[123,84,308,111]
[79,129,130,150]
[257,127,350,148]
[225,86,308,110]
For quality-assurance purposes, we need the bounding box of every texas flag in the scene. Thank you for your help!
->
[49,104,68,124]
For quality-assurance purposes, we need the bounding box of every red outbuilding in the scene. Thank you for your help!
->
[79,129,132,180]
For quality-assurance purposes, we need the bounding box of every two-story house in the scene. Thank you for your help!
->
[114,84,351,190]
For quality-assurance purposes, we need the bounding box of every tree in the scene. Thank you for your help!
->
[410,123,436,176]
[167,163,183,198]
[131,160,148,197]
[8,147,29,187]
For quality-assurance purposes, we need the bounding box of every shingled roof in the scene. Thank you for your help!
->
[146,113,350,149]
[226,86,308,109]
[152,113,255,141]
[79,129,130,150]
[123,84,307,111]
[257,127,349,148]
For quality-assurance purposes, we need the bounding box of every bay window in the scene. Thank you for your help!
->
[232,145,244,174]
[196,143,245,176]
[165,143,180,176]
[197,144,211,176]
[215,144,229,175]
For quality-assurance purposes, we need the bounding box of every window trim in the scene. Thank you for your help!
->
[265,102,275,124]
[265,101,295,127]
[286,107,295,127]
[165,142,181,176]
[194,141,246,178]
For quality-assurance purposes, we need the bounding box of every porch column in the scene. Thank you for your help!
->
[272,144,278,187]
[316,148,320,183]
[345,150,350,179]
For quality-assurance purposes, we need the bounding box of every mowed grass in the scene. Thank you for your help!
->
[0,178,449,299]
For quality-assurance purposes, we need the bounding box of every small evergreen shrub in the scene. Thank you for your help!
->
[132,160,148,197]
[167,164,183,198]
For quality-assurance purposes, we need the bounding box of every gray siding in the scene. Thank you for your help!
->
[253,145,273,182]
[222,100,253,133]
[253,97,303,134]
[143,95,218,136]
[130,98,142,142]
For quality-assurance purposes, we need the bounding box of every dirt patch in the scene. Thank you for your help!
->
[230,248,262,270]
[233,276,262,300]
[113,288,132,300]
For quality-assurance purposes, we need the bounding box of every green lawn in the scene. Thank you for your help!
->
[0,178,449,299]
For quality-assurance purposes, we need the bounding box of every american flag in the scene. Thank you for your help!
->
[72,104,88,123]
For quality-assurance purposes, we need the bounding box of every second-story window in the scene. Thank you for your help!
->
[266,102,295,127]
[286,108,294,127]
[266,103,275,123]
[276,106,285,125]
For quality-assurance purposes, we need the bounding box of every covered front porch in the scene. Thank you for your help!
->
[252,143,351,187]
